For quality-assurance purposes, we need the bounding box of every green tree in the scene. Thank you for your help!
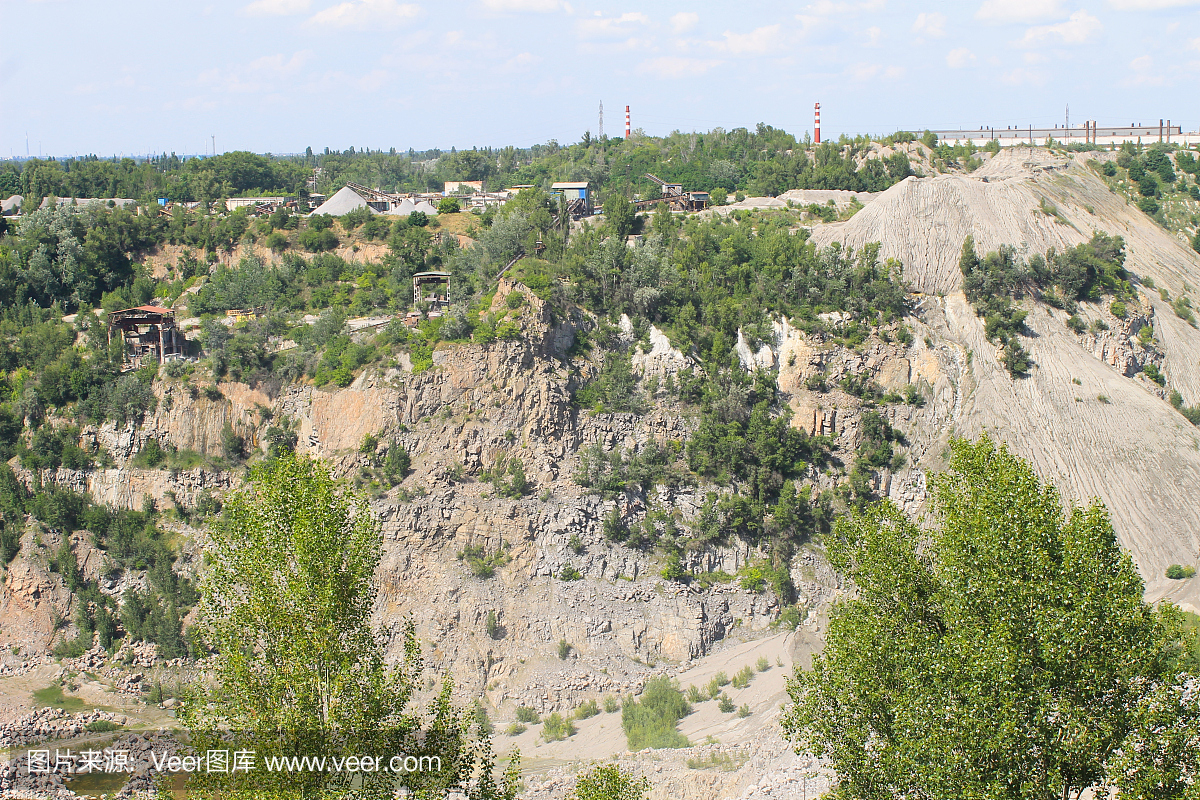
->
[604,194,636,241]
[570,764,650,800]
[782,436,1181,800]
[1108,677,1200,800]
[184,453,518,799]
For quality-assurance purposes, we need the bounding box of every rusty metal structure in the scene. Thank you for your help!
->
[108,306,184,369]
[412,272,451,314]
[635,173,709,212]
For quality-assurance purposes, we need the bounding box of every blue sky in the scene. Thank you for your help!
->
[1,0,1198,157]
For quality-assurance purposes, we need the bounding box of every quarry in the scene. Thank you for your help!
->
[2,139,1200,800]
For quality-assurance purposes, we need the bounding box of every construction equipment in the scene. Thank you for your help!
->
[635,174,710,212]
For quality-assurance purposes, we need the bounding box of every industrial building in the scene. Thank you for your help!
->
[108,305,184,369]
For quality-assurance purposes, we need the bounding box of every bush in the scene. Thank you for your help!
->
[84,719,123,732]
[457,544,509,578]
[559,564,582,581]
[621,676,692,750]
[757,655,771,672]
[299,228,338,252]
[438,198,461,214]
[603,695,621,713]
[738,703,752,718]
[1110,301,1127,318]
[731,665,755,689]
[706,672,729,699]
[570,764,650,800]
[505,723,526,736]
[574,699,600,720]
[1166,564,1197,579]
[1066,315,1086,334]
[558,638,572,660]
[515,706,541,724]
[718,694,736,713]
[1141,364,1166,386]
[542,712,577,741]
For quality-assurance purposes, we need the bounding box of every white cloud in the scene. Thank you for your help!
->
[576,12,648,38]
[711,24,785,54]
[248,50,313,75]
[242,0,311,15]
[502,52,541,71]
[912,12,946,37]
[479,0,563,11]
[1189,37,1200,50]
[946,47,976,67]
[1121,54,1166,84]
[863,25,882,46]
[1016,10,1102,47]
[803,0,885,15]
[1109,0,1200,8]
[670,11,699,33]
[976,0,1066,23]
[639,56,721,78]
[308,0,419,29]
[1001,66,1047,84]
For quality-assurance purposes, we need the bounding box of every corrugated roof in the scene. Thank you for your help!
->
[111,305,173,315]
[552,182,589,189]
[310,186,375,216]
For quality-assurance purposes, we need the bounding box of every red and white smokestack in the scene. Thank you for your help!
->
[625,105,631,139]
[814,102,821,144]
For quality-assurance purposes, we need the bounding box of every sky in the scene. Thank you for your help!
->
[1,0,1198,158]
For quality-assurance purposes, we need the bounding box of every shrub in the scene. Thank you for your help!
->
[558,639,571,660]
[621,676,692,750]
[756,656,770,672]
[559,564,582,581]
[542,712,577,741]
[437,197,461,214]
[731,665,755,689]
[574,699,600,720]
[604,695,621,713]
[1141,364,1166,386]
[505,723,526,736]
[706,672,729,699]
[299,228,338,253]
[84,719,122,733]
[738,703,752,718]
[515,706,541,724]
[686,685,704,703]
[1166,564,1196,579]
[457,544,509,578]
[485,610,501,640]
[570,764,650,800]
[505,292,525,309]
[1066,315,1086,334]
[718,694,736,713]
[1110,301,1127,318]
[1172,296,1197,327]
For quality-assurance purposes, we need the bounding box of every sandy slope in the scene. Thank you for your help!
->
[809,147,1200,608]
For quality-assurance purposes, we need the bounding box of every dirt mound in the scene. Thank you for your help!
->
[809,147,1200,608]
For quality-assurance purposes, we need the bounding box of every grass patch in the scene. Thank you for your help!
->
[67,771,131,796]
[33,684,88,713]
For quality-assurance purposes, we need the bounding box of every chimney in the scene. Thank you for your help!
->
[625,106,631,139]
[814,102,821,145]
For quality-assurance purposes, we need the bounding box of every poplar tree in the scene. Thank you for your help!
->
[783,436,1182,800]
[184,452,518,799]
